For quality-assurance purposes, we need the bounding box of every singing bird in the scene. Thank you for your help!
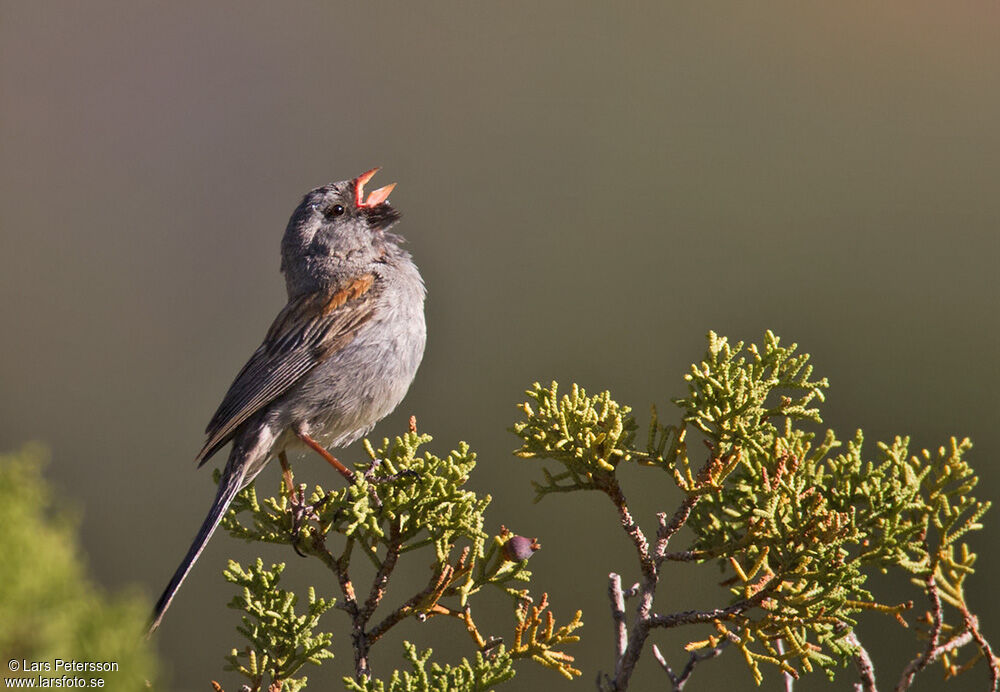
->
[149,169,426,632]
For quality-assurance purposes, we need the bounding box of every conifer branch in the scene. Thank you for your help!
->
[513,331,996,691]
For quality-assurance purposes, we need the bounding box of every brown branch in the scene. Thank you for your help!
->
[359,522,402,623]
[654,495,698,569]
[309,529,372,680]
[894,560,944,692]
[601,449,728,692]
[383,601,488,650]
[651,641,725,691]
[460,605,489,649]
[334,521,405,682]
[775,638,795,692]
[600,476,654,578]
[336,548,369,679]
[894,578,998,692]
[603,481,656,691]
[962,612,999,692]
[895,630,976,691]
[661,549,706,562]
[648,578,778,629]
[309,534,359,616]
[836,626,876,692]
[367,560,457,644]
[921,569,944,667]
[608,573,628,663]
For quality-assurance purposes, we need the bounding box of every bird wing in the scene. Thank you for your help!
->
[194,274,379,466]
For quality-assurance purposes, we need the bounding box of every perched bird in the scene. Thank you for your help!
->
[149,169,426,632]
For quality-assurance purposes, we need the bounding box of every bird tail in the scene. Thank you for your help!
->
[148,458,248,635]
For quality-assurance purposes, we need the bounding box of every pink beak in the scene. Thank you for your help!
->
[354,167,396,208]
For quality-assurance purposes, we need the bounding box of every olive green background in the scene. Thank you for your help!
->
[1,2,997,690]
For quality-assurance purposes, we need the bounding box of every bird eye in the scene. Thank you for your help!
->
[329,204,345,217]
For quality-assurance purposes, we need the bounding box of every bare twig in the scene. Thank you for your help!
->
[914,567,945,674]
[367,550,471,645]
[601,477,654,579]
[834,626,876,692]
[648,577,777,629]
[359,521,402,623]
[962,612,999,692]
[893,529,998,691]
[776,638,795,692]
[602,478,656,691]
[895,630,976,691]
[654,495,698,570]
[609,573,628,663]
[661,549,705,562]
[310,510,381,680]
[651,641,726,691]
[599,451,722,692]
[895,562,959,692]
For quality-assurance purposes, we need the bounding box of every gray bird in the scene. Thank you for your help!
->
[149,169,426,632]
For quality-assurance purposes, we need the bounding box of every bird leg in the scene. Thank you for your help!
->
[278,451,308,558]
[278,450,296,494]
[295,431,415,516]
[295,431,356,482]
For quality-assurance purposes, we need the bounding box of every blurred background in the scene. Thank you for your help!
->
[2,2,998,690]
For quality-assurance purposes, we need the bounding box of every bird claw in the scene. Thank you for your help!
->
[279,452,315,557]
[361,458,419,511]
[287,487,312,558]
[363,457,419,484]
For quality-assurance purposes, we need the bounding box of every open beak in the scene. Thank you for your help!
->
[354,167,396,208]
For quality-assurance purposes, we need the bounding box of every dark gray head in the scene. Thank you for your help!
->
[281,168,402,297]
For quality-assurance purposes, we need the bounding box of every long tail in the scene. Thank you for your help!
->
[148,460,248,634]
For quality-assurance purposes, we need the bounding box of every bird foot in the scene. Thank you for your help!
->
[363,457,419,484]
[279,451,314,557]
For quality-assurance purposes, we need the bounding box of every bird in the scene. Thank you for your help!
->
[149,168,426,633]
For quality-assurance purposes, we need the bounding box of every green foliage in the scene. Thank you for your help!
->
[674,330,827,455]
[511,331,994,688]
[339,593,584,692]
[342,642,515,692]
[217,429,582,690]
[0,445,160,690]
[513,382,638,483]
[212,330,992,689]
[223,559,334,692]
[507,592,584,678]
[222,431,489,565]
